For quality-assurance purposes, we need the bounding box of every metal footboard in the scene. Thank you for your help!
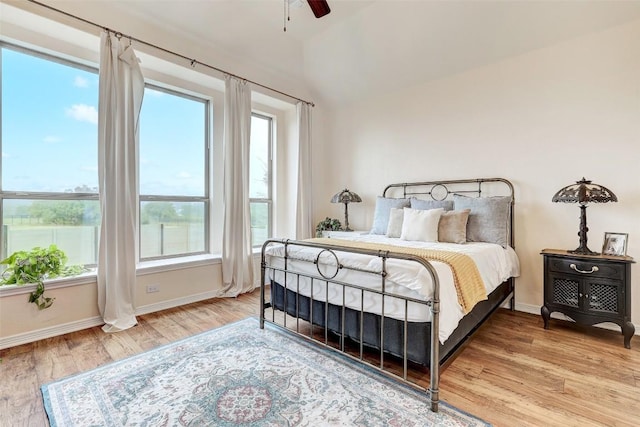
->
[259,238,442,412]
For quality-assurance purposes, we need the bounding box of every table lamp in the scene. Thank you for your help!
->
[552,178,617,255]
[330,189,361,231]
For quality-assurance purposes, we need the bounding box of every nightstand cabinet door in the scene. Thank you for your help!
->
[584,280,623,316]
[541,249,634,349]
[547,273,623,317]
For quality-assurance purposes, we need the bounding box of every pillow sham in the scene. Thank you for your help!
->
[386,208,404,238]
[400,207,444,242]
[410,198,454,211]
[453,195,511,248]
[438,209,471,244]
[370,197,410,235]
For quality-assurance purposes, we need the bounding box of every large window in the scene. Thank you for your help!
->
[1,41,271,269]
[1,44,100,266]
[249,113,273,247]
[138,85,209,259]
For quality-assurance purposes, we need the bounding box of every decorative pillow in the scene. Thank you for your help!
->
[438,209,471,244]
[400,208,444,242]
[410,198,454,211]
[386,208,404,238]
[370,197,410,235]
[453,195,511,248]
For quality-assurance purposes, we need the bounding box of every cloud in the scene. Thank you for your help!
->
[74,76,89,88]
[1,151,8,158]
[43,135,62,143]
[177,171,192,179]
[66,104,98,124]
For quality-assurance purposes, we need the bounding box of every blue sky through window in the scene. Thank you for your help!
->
[2,48,99,192]
[2,47,208,197]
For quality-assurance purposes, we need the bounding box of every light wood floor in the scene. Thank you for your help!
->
[1,289,638,427]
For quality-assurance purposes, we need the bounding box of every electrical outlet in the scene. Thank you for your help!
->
[146,284,160,293]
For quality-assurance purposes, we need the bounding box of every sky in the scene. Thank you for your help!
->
[2,46,270,198]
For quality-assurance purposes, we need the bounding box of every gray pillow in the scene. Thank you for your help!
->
[453,195,511,248]
[370,197,410,235]
[410,198,454,211]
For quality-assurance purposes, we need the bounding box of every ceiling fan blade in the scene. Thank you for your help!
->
[307,0,331,18]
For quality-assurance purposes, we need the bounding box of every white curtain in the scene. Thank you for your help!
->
[296,101,313,239]
[220,75,254,297]
[97,32,144,332]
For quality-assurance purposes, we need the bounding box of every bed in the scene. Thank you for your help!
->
[260,178,519,412]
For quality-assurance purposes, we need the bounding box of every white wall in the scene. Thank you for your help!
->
[314,19,640,325]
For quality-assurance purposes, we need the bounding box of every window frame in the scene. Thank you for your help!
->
[0,42,100,266]
[249,112,273,248]
[137,82,211,261]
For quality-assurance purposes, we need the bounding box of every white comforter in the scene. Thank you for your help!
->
[265,234,520,343]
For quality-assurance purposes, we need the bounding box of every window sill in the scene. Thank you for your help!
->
[137,253,222,275]
[0,271,98,297]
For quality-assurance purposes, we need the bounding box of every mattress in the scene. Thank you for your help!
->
[264,234,520,343]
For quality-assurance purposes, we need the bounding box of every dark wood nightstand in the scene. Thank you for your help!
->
[541,249,635,349]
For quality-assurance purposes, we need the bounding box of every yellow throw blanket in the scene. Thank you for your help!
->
[309,238,487,314]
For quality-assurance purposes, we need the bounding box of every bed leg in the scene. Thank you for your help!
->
[509,279,516,311]
[430,388,439,412]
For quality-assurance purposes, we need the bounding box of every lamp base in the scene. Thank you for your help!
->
[568,247,599,256]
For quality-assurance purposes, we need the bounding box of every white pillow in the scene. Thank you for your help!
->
[400,208,444,242]
[386,208,404,238]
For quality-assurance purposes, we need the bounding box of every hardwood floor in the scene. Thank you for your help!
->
[1,289,638,426]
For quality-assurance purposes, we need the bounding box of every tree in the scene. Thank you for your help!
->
[29,200,99,225]
[141,202,179,224]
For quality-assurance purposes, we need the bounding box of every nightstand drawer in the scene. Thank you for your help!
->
[547,257,625,281]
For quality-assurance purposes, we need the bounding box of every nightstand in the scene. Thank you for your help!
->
[321,230,368,238]
[541,249,635,349]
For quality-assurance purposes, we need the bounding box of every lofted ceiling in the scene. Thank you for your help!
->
[10,0,640,107]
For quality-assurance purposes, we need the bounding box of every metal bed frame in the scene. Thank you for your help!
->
[260,178,515,412]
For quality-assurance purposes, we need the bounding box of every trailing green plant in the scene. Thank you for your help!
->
[0,245,83,310]
[315,217,342,237]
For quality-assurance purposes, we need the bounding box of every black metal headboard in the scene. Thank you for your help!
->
[382,178,515,248]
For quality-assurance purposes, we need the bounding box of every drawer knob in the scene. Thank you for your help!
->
[570,263,599,274]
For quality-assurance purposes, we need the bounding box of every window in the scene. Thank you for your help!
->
[249,113,273,247]
[1,44,100,266]
[138,85,209,259]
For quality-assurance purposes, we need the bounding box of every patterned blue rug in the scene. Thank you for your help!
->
[42,317,490,426]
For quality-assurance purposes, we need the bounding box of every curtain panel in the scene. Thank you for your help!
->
[220,76,255,297]
[97,32,144,332]
[296,102,313,239]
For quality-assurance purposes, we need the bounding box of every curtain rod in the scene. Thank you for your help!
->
[25,0,315,107]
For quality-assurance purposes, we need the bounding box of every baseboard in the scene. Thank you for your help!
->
[513,301,639,336]
[135,290,220,316]
[0,316,104,350]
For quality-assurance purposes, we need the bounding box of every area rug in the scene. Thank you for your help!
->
[42,317,490,426]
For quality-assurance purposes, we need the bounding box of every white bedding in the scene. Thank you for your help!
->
[265,234,520,343]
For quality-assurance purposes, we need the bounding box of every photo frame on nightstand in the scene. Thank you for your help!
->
[602,232,628,256]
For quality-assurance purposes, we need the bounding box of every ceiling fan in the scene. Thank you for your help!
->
[284,0,331,31]
[306,0,331,18]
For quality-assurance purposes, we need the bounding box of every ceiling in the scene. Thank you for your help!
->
[11,1,640,107]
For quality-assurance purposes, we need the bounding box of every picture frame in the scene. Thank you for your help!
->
[602,232,628,256]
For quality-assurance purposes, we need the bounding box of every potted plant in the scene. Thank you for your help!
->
[315,217,342,237]
[0,245,81,309]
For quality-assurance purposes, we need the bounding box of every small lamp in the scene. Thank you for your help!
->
[552,177,617,255]
[331,189,362,231]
